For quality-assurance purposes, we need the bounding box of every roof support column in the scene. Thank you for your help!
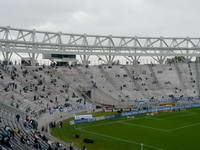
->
[80,55,90,66]
[124,56,140,65]
[2,26,13,65]
[27,29,39,64]
[2,51,13,65]
[151,56,166,64]
[105,55,115,65]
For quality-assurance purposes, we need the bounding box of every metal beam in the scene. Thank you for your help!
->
[0,26,200,58]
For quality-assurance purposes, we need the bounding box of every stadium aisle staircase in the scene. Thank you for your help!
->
[123,65,143,91]
[74,67,119,105]
[99,66,129,101]
[195,63,200,97]
[54,69,95,105]
[174,63,187,89]
[147,64,161,89]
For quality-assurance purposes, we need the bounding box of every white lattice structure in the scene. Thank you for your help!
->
[1,26,200,64]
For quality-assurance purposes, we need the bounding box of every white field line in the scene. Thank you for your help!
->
[168,122,200,131]
[119,122,169,132]
[79,116,168,132]
[161,113,195,120]
[78,117,145,129]
[76,127,163,150]
[78,111,200,133]
[144,117,165,121]
[158,111,200,132]
[77,120,122,129]
[74,111,200,150]
[151,112,200,132]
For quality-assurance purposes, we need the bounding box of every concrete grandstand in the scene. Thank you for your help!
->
[0,26,200,149]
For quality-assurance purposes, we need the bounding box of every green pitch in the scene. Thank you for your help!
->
[51,108,200,150]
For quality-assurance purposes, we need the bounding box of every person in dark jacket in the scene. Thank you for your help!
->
[16,114,20,122]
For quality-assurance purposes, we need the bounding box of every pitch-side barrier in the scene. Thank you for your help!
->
[70,103,200,125]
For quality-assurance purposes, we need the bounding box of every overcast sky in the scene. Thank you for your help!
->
[0,0,200,37]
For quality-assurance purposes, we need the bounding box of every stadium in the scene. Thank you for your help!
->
[0,26,200,150]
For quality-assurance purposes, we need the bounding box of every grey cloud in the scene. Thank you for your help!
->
[0,0,200,36]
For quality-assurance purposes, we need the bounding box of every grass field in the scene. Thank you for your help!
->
[51,108,200,150]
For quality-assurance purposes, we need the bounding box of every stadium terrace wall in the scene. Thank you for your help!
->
[70,103,200,125]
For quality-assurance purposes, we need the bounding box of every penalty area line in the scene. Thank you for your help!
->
[77,115,157,130]
[168,122,200,131]
[119,122,169,132]
[76,127,163,150]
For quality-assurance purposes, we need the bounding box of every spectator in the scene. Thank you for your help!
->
[16,114,20,122]
[59,121,63,128]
